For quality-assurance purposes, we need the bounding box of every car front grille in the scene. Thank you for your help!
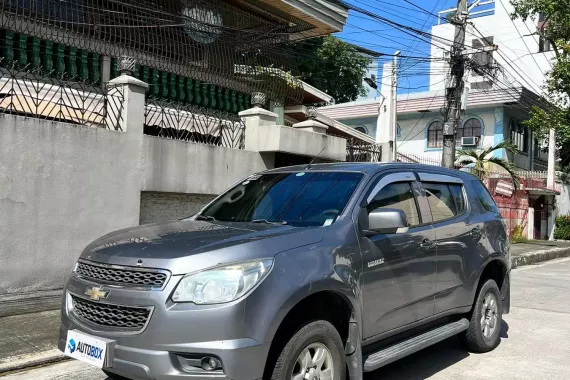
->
[75,261,168,288]
[71,295,151,331]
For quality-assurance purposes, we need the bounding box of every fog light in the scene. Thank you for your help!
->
[201,356,221,371]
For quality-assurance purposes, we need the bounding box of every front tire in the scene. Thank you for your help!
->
[270,321,346,380]
[460,279,503,353]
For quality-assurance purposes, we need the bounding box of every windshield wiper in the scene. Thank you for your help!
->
[251,219,287,225]
[195,215,217,222]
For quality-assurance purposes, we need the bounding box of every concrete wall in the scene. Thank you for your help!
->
[142,135,267,195]
[139,192,216,225]
[0,115,142,295]
[0,115,270,297]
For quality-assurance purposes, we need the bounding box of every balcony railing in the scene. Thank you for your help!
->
[438,0,495,25]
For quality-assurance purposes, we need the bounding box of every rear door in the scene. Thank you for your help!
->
[417,172,482,314]
[358,172,437,338]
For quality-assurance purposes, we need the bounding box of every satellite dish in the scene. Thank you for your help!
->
[182,3,222,44]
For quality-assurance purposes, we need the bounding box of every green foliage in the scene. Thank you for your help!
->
[511,224,528,243]
[291,36,372,104]
[511,0,570,164]
[456,141,521,188]
[554,215,570,240]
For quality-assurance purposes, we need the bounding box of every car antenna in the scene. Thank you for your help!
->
[306,147,326,170]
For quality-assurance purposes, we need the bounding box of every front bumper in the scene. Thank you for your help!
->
[59,273,269,380]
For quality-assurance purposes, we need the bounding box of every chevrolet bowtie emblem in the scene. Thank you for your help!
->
[85,286,109,301]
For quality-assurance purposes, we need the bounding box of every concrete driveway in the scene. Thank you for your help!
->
[4,258,570,380]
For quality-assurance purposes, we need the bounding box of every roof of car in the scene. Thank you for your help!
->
[263,162,478,179]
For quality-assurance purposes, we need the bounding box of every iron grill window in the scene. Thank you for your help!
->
[75,262,168,288]
[71,296,151,331]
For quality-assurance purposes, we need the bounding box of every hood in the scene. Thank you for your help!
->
[81,220,325,275]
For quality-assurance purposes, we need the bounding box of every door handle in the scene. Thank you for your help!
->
[420,238,435,250]
[471,228,482,239]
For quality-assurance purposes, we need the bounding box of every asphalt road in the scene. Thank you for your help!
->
[5,258,570,380]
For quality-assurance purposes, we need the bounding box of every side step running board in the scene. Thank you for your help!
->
[363,318,469,372]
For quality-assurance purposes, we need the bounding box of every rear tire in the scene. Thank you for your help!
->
[460,279,503,353]
[270,321,345,380]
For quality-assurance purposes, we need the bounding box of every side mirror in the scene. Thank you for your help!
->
[366,208,409,236]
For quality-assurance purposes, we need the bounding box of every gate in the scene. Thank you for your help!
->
[346,139,382,162]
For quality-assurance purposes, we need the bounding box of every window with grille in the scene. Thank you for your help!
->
[539,36,551,52]
[427,120,443,148]
[457,118,482,146]
[510,119,528,153]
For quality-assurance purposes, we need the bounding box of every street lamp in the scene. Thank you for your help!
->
[364,74,386,112]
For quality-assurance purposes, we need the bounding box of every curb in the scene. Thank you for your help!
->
[511,247,570,269]
[0,349,68,375]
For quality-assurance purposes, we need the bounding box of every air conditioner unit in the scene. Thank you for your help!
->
[461,136,479,146]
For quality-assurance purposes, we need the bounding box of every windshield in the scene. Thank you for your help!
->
[199,172,363,227]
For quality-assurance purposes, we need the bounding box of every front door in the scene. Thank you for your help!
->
[359,172,437,339]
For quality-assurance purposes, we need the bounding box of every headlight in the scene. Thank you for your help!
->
[172,259,273,304]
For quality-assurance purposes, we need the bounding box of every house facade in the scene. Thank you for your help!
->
[0,0,385,303]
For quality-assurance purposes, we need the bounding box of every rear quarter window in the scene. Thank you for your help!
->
[470,180,500,214]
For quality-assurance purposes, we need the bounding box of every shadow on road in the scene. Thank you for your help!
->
[365,322,510,380]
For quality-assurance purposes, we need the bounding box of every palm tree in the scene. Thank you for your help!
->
[456,141,520,189]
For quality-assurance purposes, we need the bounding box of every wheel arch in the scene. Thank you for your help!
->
[262,286,358,380]
[473,258,510,313]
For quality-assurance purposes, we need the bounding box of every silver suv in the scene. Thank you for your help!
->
[59,163,510,380]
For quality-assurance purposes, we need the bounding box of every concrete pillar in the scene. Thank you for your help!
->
[547,128,556,190]
[239,93,278,130]
[292,107,328,134]
[101,55,111,84]
[527,207,534,240]
[548,201,556,241]
[377,61,395,162]
[108,75,149,134]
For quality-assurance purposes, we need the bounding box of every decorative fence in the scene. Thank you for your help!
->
[0,63,123,130]
[346,139,382,162]
[144,99,245,150]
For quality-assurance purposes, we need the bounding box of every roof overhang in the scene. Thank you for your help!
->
[264,0,349,38]
[318,87,548,120]
[285,105,376,143]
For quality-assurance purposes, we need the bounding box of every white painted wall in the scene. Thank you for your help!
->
[397,107,498,161]
[430,0,554,95]
[557,184,570,217]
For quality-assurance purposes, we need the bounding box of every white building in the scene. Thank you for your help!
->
[319,0,554,167]
[317,0,563,240]
[430,0,554,95]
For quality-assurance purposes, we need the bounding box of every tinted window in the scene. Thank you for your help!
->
[369,182,421,226]
[449,184,466,214]
[471,180,500,214]
[423,183,457,222]
[200,172,363,227]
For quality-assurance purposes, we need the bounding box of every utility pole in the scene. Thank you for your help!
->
[391,51,400,162]
[441,0,468,168]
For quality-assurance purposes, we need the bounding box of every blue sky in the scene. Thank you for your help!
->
[334,0,458,95]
